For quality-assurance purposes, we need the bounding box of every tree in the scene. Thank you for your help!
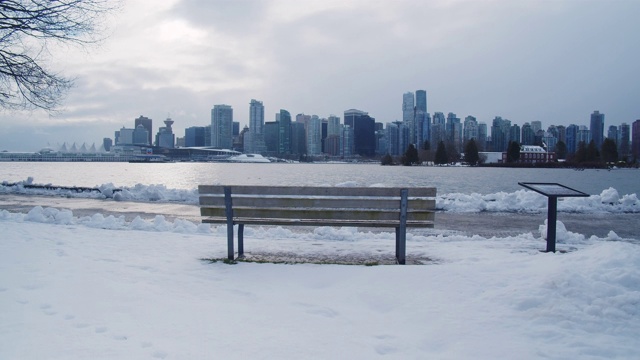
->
[434,141,448,165]
[445,141,460,164]
[402,144,420,166]
[586,140,600,162]
[555,140,568,160]
[380,153,394,166]
[601,138,618,164]
[0,0,112,110]
[421,140,430,151]
[573,141,587,163]
[463,139,480,166]
[506,141,521,163]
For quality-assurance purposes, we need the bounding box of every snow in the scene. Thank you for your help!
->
[1,206,639,359]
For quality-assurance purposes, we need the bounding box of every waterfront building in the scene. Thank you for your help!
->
[211,105,233,149]
[103,138,112,152]
[344,109,376,157]
[577,125,591,145]
[632,120,640,160]
[446,113,462,152]
[402,92,415,144]
[463,116,478,143]
[521,123,535,145]
[278,109,292,155]
[264,121,279,154]
[204,125,212,147]
[531,121,542,134]
[291,122,306,156]
[135,116,153,147]
[386,121,409,156]
[133,125,150,145]
[306,115,322,156]
[245,99,266,154]
[115,127,134,145]
[565,124,578,154]
[477,122,488,151]
[619,123,630,158]
[324,115,341,156]
[415,90,428,147]
[156,118,175,148]
[185,127,206,147]
[507,145,556,163]
[491,116,510,152]
[542,132,557,152]
[341,125,354,158]
[607,125,618,144]
[509,124,521,145]
[417,111,431,150]
[590,110,605,150]
[557,125,566,144]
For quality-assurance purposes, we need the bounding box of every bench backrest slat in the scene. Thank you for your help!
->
[199,196,435,211]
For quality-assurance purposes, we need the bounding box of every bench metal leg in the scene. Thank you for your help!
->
[396,189,408,265]
[395,227,400,260]
[226,223,234,260]
[397,227,406,265]
[224,187,234,260]
[238,224,244,258]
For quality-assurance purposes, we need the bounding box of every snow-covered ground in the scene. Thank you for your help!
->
[1,206,639,359]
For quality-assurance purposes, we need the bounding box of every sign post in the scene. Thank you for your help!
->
[518,183,589,252]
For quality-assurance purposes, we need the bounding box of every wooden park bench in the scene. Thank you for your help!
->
[198,185,436,264]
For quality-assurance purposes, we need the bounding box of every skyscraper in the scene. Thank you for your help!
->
[415,90,428,149]
[249,99,264,135]
[385,121,408,156]
[134,116,152,146]
[565,124,578,154]
[344,109,376,157]
[278,109,291,155]
[156,118,175,148]
[590,110,605,150]
[211,105,233,149]
[402,92,415,144]
[632,120,640,159]
[521,123,535,146]
[246,99,265,153]
[185,126,205,147]
[619,123,630,157]
[306,115,322,156]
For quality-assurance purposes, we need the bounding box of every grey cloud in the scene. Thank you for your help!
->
[169,0,269,34]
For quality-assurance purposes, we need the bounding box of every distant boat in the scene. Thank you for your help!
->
[224,154,271,163]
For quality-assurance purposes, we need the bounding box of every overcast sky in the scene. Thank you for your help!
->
[1,0,639,151]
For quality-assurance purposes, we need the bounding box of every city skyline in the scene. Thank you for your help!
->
[0,0,639,151]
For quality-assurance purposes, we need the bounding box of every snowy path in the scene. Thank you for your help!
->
[1,209,639,359]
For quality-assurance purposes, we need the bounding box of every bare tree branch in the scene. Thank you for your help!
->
[0,0,114,111]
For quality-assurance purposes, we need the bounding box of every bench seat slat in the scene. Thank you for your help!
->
[200,207,435,221]
[201,216,435,228]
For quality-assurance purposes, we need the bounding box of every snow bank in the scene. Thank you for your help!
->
[437,187,639,213]
[2,179,639,213]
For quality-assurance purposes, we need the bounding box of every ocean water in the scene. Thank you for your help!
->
[1,162,638,196]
